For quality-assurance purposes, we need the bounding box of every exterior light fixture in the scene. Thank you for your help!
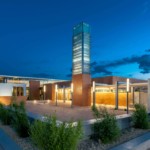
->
[43,85,46,92]
[43,85,46,100]
[55,84,58,93]
[126,78,130,92]
[126,78,130,114]
[92,81,95,92]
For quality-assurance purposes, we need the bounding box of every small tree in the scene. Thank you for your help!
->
[11,90,17,104]
[30,116,82,150]
[0,103,12,125]
[132,104,149,129]
[11,102,30,137]
[91,107,120,143]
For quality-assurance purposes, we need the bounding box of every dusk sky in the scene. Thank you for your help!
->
[0,0,150,80]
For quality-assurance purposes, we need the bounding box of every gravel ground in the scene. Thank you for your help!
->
[0,122,38,150]
[78,128,150,150]
[0,121,150,150]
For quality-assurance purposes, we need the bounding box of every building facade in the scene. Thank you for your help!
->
[0,23,149,109]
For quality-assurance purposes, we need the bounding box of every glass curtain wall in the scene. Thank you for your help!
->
[72,22,90,75]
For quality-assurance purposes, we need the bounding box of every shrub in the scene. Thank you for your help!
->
[30,116,82,150]
[92,107,120,143]
[132,104,149,129]
[11,102,30,137]
[0,104,11,125]
[91,105,100,118]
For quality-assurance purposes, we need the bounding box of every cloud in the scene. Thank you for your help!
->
[138,54,150,73]
[66,74,72,78]
[132,72,150,80]
[91,53,150,75]
[145,49,150,52]
[91,61,113,75]
[66,50,150,77]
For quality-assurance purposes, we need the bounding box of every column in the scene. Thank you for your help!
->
[63,86,65,103]
[147,79,150,112]
[115,81,118,109]
[131,87,134,105]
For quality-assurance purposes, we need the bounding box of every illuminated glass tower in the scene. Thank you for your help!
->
[72,22,91,106]
[72,22,90,75]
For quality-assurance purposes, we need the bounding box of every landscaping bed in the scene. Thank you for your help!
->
[0,121,38,150]
[0,121,150,150]
[0,103,150,150]
[78,128,150,150]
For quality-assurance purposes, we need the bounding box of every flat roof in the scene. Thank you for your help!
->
[0,75,67,83]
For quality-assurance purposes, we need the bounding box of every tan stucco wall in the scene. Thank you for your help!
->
[95,92,132,106]
[134,92,148,108]
[0,96,27,106]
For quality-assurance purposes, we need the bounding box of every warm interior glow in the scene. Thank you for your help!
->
[71,83,73,92]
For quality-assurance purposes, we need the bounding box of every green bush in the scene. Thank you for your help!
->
[91,105,100,118]
[132,104,149,129]
[92,107,120,143]
[0,104,12,125]
[30,116,82,150]
[11,102,30,137]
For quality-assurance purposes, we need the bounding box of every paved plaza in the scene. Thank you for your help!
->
[25,100,128,122]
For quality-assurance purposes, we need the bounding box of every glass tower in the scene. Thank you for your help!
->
[72,22,90,75]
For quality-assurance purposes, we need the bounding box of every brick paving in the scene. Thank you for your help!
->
[25,100,128,122]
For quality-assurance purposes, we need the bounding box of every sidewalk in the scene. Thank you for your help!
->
[0,128,21,150]
[110,132,150,150]
[134,139,150,150]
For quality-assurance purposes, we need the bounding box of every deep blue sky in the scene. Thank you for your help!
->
[0,0,150,80]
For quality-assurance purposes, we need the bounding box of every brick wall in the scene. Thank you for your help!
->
[29,81,40,100]
[92,76,146,85]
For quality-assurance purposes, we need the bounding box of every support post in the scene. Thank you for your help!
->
[148,79,150,112]
[131,87,134,105]
[126,79,130,114]
[139,88,141,104]
[63,86,66,103]
[115,81,118,110]
[71,83,73,108]
[92,81,96,108]
[55,84,58,106]
[127,91,129,114]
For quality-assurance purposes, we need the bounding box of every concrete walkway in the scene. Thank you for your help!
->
[26,100,127,121]
[0,128,21,150]
[134,139,150,150]
[110,132,150,150]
